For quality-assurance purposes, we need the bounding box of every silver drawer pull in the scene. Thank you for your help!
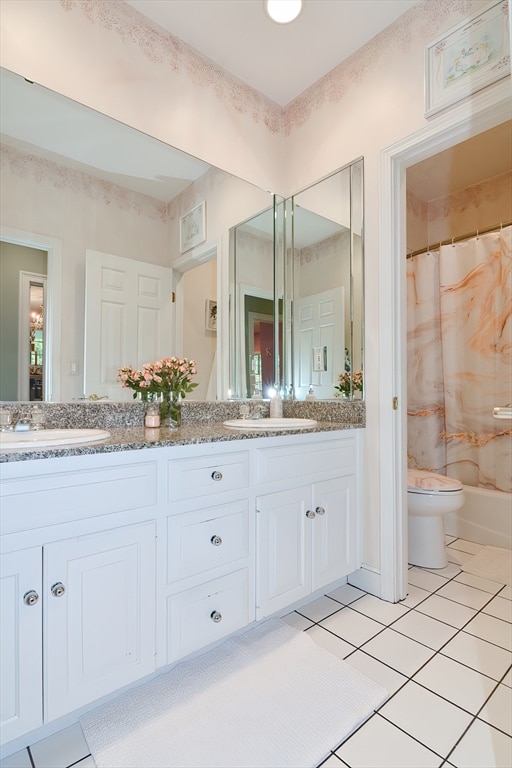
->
[23,590,39,606]
[305,509,316,519]
[315,506,325,516]
[211,535,223,546]
[51,582,66,597]
[211,471,223,481]
[210,610,222,623]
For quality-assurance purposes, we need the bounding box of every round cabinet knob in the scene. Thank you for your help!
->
[315,506,326,516]
[211,535,223,546]
[211,471,223,481]
[51,582,66,597]
[210,610,222,623]
[305,509,316,519]
[23,590,39,606]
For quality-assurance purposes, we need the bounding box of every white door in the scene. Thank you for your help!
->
[44,523,156,721]
[294,288,344,399]
[84,250,173,399]
[256,486,312,619]
[0,548,43,744]
[312,475,358,591]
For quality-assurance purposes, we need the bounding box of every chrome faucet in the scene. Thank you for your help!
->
[13,414,31,432]
[11,406,45,432]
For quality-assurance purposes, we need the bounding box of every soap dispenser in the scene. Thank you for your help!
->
[145,401,160,428]
[269,388,283,418]
[306,386,316,401]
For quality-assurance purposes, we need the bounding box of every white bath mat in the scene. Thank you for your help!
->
[80,618,388,768]
[460,546,512,585]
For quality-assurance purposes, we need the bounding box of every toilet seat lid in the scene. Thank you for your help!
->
[407,469,463,493]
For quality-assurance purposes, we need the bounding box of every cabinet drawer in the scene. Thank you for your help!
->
[256,439,355,484]
[167,452,249,502]
[0,462,157,534]
[167,569,250,662]
[167,500,249,583]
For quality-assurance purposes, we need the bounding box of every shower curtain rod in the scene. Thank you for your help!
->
[406,219,512,259]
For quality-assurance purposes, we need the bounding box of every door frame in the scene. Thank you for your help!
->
[379,80,511,602]
[0,226,62,402]
[18,272,47,401]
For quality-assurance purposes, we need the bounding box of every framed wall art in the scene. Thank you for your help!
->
[180,201,206,253]
[425,0,510,117]
[205,298,217,332]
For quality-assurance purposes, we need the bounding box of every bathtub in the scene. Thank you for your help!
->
[444,485,511,549]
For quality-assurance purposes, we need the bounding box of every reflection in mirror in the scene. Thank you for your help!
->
[230,201,279,399]
[286,160,364,400]
[0,241,47,400]
[230,159,364,401]
[0,66,273,401]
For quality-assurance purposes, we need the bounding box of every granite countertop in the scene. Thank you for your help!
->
[0,420,363,463]
[0,399,365,463]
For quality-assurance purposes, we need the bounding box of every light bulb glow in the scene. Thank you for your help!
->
[265,0,302,24]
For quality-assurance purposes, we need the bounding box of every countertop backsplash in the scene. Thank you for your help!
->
[0,398,365,429]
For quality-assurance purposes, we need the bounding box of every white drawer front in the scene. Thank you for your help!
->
[167,569,250,662]
[167,500,249,583]
[0,462,158,533]
[256,439,355,484]
[167,452,249,502]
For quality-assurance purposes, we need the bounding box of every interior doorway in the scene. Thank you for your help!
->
[377,83,511,604]
[0,240,47,401]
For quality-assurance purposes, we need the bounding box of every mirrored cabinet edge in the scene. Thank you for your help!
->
[229,158,364,403]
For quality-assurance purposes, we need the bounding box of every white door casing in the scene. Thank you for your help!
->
[378,79,511,603]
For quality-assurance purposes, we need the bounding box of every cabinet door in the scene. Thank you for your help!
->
[312,475,358,591]
[0,548,43,744]
[256,486,312,619]
[44,522,156,721]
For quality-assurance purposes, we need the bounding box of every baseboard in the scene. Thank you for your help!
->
[348,564,381,597]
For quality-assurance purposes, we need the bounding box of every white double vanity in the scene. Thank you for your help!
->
[0,411,362,754]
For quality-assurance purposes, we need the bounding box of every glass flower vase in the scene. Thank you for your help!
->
[159,391,182,429]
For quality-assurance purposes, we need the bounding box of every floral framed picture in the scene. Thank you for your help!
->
[205,298,217,332]
[425,0,510,118]
[180,201,206,253]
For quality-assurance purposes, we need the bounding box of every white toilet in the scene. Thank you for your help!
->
[407,469,465,568]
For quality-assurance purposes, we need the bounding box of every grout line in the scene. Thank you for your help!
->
[26,747,36,768]
[67,756,94,768]
[373,711,445,761]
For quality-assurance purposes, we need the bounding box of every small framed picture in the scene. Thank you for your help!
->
[425,0,510,118]
[180,201,206,253]
[205,298,217,332]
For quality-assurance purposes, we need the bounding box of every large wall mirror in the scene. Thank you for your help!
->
[230,160,364,401]
[0,66,273,402]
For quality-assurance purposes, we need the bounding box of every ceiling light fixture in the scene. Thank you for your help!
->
[265,0,302,24]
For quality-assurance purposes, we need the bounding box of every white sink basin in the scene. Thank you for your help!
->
[223,418,317,431]
[0,428,111,450]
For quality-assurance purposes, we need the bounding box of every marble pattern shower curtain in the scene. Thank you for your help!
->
[407,225,511,493]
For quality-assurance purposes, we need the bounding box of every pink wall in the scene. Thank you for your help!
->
[407,171,512,253]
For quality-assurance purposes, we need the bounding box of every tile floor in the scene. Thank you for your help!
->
[1,536,510,768]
